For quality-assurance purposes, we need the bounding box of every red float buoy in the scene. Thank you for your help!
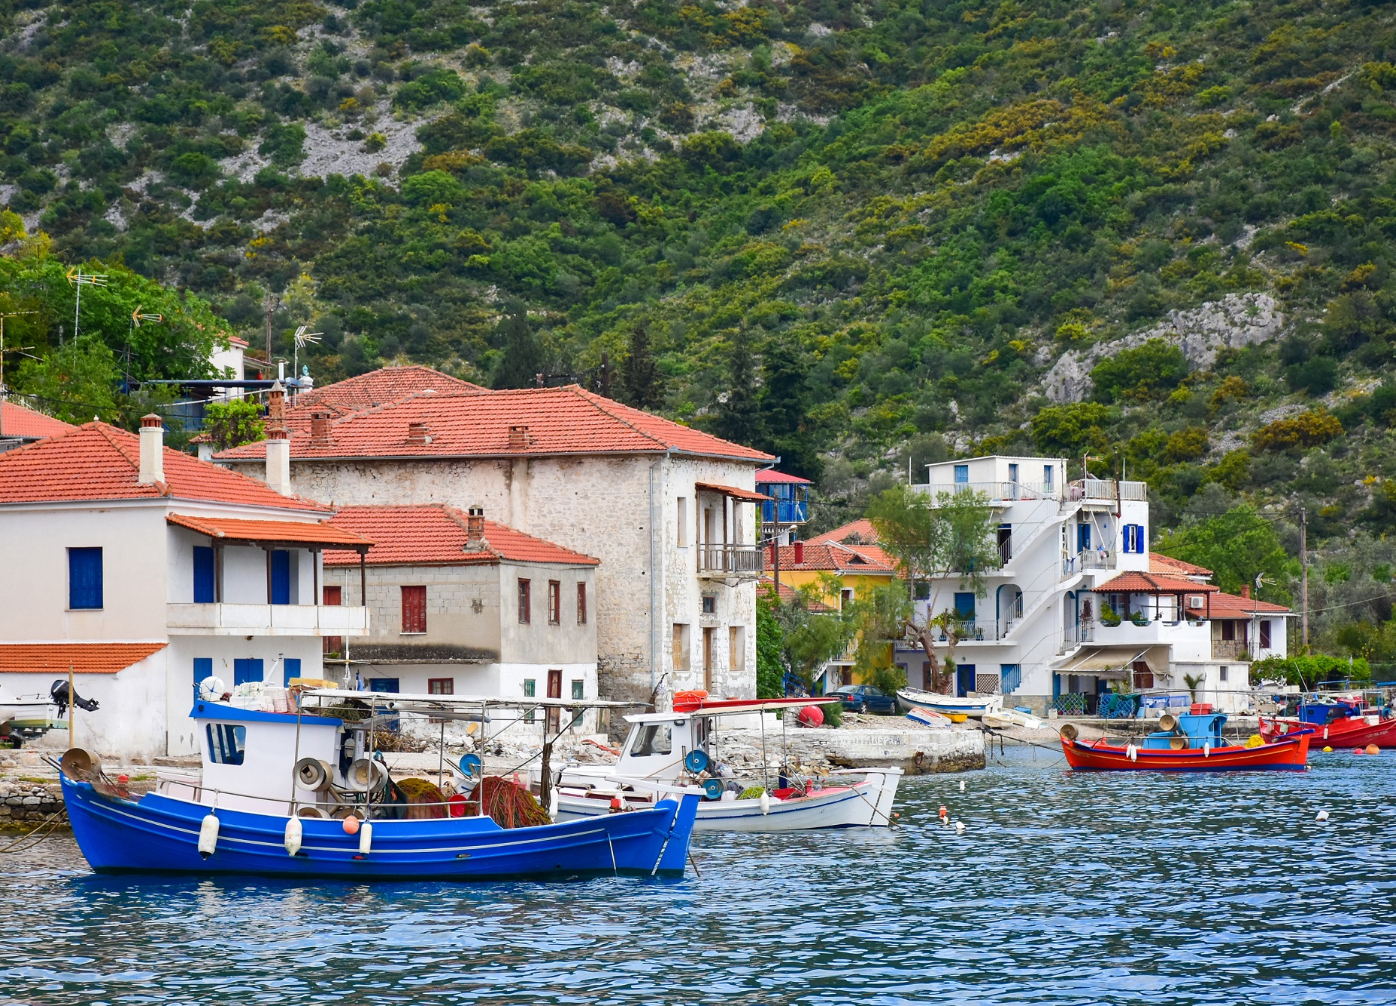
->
[797,705,824,728]
[342,815,360,835]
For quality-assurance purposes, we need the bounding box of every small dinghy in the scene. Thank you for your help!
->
[896,687,1002,719]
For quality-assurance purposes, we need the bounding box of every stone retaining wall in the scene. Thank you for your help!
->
[0,782,65,825]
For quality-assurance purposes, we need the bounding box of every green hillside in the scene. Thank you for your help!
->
[6,0,1396,661]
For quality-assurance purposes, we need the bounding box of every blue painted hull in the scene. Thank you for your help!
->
[61,778,699,880]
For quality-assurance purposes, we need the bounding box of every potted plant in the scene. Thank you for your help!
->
[1128,609,1150,627]
[1100,603,1122,627]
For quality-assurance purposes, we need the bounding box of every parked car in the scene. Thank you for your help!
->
[828,684,897,715]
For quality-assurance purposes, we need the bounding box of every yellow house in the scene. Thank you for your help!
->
[764,521,898,690]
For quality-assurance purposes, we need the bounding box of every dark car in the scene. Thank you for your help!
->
[828,684,898,715]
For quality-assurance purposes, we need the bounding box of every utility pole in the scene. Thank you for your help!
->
[1300,506,1309,652]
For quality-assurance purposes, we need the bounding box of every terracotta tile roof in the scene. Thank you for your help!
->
[286,366,485,432]
[0,423,330,511]
[0,642,167,675]
[1210,591,1291,617]
[321,505,599,567]
[217,385,773,463]
[1,401,75,440]
[755,469,811,485]
[760,576,833,611]
[1091,572,1220,593]
[766,541,897,574]
[696,482,770,502]
[1149,552,1214,577]
[805,519,878,546]
[167,513,374,547]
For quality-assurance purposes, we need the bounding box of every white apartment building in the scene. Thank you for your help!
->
[0,417,372,760]
[896,455,1291,715]
[214,383,773,709]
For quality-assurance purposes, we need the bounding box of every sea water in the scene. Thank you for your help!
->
[3,746,1395,1005]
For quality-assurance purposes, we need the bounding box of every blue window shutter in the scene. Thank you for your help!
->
[193,547,215,603]
[283,657,301,686]
[953,592,976,617]
[193,657,212,684]
[1077,524,1091,551]
[953,464,969,484]
[68,548,103,609]
[233,658,264,685]
[1136,524,1146,554]
[271,550,291,605]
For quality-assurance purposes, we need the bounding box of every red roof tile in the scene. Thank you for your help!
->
[805,519,878,546]
[322,505,599,567]
[0,423,330,511]
[0,642,167,675]
[755,469,812,485]
[1,401,75,440]
[1149,552,1214,577]
[287,366,484,430]
[167,513,374,547]
[766,541,896,574]
[1091,572,1219,593]
[1209,591,1291,617]
[217,385,773,463]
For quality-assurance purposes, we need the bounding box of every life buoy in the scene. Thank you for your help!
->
[674,689,710,706]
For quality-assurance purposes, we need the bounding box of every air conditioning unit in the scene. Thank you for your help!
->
[1188,596,1204,609]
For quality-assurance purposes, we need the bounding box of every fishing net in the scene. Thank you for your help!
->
[395,777,447,819]
[737,786,765,800]
[465,776,552,829]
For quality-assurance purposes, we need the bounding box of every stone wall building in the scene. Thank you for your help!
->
[215,384,773,708]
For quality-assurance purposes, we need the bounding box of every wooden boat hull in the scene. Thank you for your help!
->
[896,689,1002,718]
[1260,715,1396,749]
[61,776,700,879]
[1061,733,1310,771]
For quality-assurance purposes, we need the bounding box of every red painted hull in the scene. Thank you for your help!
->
[1259,715,1396,749]
[1062,732,1310,771]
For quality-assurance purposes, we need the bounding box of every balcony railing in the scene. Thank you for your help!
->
[698,545,763,577]
[1068,479,1148,503]
[167,603,370,637]
[923,481,1058,502]
[761,499,809,524]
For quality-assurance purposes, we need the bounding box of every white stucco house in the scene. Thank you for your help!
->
[214,383,774,709]
[891,455,1291,715]
[320,503,601,730]
[0,416,373,760]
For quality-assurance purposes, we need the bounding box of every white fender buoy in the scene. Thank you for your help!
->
[1204,743,1211,759]
[284,815,303,857]
[1125,743,1138,762]
[1323,726,1330,741]
[358,820,373,855]
[954,820,966,833]
[1316,810,1329,822]
[198,812,219,858]
[760,790,771,816]
[548,788,560,820]
[959,779,965,792]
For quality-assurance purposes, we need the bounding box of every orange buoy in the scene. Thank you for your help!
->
[938,805,948,820]
[1367,744,1381,755]
[342,815,360,835]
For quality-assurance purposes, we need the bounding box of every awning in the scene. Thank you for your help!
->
[1056,646,1162,679]
[167,513,374,549]
[1091,572,1218,594]
[695,482,771,503]
[0,642,167,675]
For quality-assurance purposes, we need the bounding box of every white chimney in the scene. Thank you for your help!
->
[265,427,292,495]
[138,414,165,484]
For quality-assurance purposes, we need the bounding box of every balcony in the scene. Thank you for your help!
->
[1068,479,1148,504]
[698,544,763,578]
[167,603,370,637]
[761,499,808,524]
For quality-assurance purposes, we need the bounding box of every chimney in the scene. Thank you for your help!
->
[197,442,213,462]
[309,410,333,448]
[1240,584,1251,600]
[407,421,432,446]
[464,506,487,550]
[138,414,165,484]
[265,426,292,495]
[508,424,529,450]
[267,381,286,427]
[793,540,804,565]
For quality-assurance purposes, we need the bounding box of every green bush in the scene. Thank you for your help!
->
[1090,339,1189,403]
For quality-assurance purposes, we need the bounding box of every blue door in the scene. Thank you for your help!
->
[193,547,215,603]
[233,658,263,685]
[956,663,976,697]
[282,657,301,686]
[1077,524,1091,552]
[193,657,212,686]
[270,550,291,604]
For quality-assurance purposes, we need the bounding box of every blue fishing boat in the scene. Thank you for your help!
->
[58,687,700,879]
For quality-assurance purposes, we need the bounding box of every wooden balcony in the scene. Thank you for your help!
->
[698,544,762,578]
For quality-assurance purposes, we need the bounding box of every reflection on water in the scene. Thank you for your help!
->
[4,747,1396,1004]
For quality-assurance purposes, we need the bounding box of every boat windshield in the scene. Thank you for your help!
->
[631,724,673,757]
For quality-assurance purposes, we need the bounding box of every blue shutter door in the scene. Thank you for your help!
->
[193,547,215,603]
[283,657,301,686]
[271,550,291,604]
[1077,524,1091,551]
[955,664,976,697]
[1136,524,1146,554]
[68,547,103,609]
[233,658,264,685]
[953,592,976,617]
[193,657,212,684]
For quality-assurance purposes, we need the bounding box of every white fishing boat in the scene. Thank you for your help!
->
[982,709,1045,730]
[896,687,1003,719]
[555,697,902,832]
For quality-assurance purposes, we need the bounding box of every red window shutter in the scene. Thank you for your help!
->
[577,582,587,624]
[402,586,426,633]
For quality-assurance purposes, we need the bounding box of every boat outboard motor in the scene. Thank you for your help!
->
[50,680,99,718]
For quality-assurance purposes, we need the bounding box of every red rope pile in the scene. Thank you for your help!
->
[466,776,552,829]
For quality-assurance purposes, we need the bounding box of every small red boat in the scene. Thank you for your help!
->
[1060,716,1310,772]
[1259,714,1396,749]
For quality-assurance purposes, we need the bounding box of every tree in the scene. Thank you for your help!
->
[202,399,267,451]
[761,337,820,480]
[867,485,1000,692]
[711,333,761,446]
[621,324,663,409]
[1089,339,1189,403]
[491,301,544,389]
[13,335,121,424]
[776,574,859,692]
[755,586,786,698]
[1153,505,1291,601]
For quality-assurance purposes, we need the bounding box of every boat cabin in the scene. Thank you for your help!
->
[1142,712,1226,750]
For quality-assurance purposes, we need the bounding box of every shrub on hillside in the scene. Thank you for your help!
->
[1251,410,1343,452]
[1089,339,1189,403]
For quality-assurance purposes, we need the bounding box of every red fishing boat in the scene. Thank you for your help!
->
[1060,714,1311,772]
[1259,712,1396,749]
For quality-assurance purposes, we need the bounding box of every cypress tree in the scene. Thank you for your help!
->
[492,301,545,389]
[712,333,762,447]
[621,324,663,408]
